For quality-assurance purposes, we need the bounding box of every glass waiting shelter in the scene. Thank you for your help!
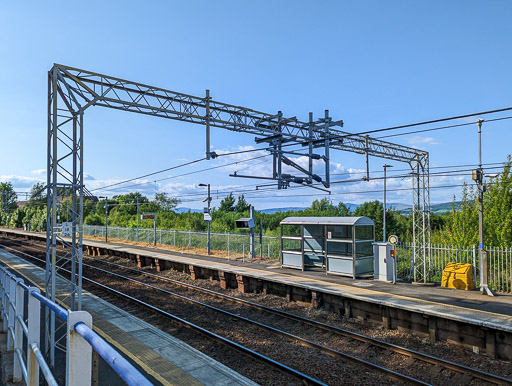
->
[280,217,375,278]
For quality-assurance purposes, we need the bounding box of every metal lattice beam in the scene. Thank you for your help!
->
[54,64,424,163]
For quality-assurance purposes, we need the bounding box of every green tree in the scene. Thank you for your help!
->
[219,193,236,212]
[483,156,512,247]
[336,202,350,216]
[9,208,25,228]
[0,182,18,210]
[310,198,334,212]
[28,182,46,207]
[235,195,250,212]
[442,185,478,246]
[154,192,179,212]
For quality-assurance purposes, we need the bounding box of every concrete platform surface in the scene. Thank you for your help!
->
[71,235,512,333]
[0,247,256,386]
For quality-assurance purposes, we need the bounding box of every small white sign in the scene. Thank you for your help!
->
[327,231,332,239]
[62,222,72,237]
[204,213,212,222]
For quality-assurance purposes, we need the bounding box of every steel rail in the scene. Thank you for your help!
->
[82,256,512,385]
[3,238,512,385]
[0,242,326,386]
[79,261,428,385]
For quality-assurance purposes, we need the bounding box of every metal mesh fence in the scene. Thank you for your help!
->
[83,225,281,260]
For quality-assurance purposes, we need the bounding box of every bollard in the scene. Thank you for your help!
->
[27,288,41,386]
[66,310,93,386]
[13,279,24,382]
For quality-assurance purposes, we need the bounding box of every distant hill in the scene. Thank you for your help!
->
[175,207,202,213]
[399,202,458,215]
[175,201,457,215]
[260,207,307,214]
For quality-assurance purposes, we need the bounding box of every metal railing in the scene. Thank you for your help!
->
[0,266,152,386]
[83,225,281,260]
[395,242,512,293]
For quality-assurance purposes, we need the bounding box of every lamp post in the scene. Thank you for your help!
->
[383,164,393,241]
[99,196,108,243]
[199,183,211,255]
[136,195,139,242]
[472,120,495,296]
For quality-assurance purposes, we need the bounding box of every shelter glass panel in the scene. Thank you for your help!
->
[304,225,323,237]
[282,224,301,237]
[304,237,324,252]
[356,241,373,257]
[355,225,373,240]
[326,225,352,240]
[327,241,352,257]
[282,238,301,252]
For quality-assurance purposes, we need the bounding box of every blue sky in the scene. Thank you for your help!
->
[1,1,511,210]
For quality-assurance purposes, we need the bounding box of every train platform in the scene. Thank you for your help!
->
[0,246,257,386]
[2,227,512,360]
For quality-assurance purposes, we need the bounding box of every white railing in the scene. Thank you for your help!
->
[395,243,512,293]
[0,266,152,386]
[83,225,281,260]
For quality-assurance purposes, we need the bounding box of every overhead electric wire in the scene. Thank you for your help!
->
[89,145,283,194]
[173,183,471,204]
[340,107,512,139]
[78,106,512,195]
[376,116,512,140]
[90,157,207,192]
[169,164,508,205]
[93,143,308,194]
[16,107,511,203]
[100,162,508,202]
[94,154,273,194]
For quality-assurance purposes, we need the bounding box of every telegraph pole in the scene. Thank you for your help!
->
[136,195,139,242]
[474,119,495,296]
[383,164,393,241]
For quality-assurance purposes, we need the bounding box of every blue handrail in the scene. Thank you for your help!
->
[28,289,68,321]
[74,322,152,386]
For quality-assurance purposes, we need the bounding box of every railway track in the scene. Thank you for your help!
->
[1,236,511,385]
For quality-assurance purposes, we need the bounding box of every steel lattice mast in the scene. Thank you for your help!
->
[46,63,430,361]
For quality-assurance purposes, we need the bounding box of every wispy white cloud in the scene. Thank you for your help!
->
[0,175,44,189]
[30,169,45,175]
[406,136,440,147]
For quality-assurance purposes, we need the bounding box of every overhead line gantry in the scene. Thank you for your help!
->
[47,63,430,363]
